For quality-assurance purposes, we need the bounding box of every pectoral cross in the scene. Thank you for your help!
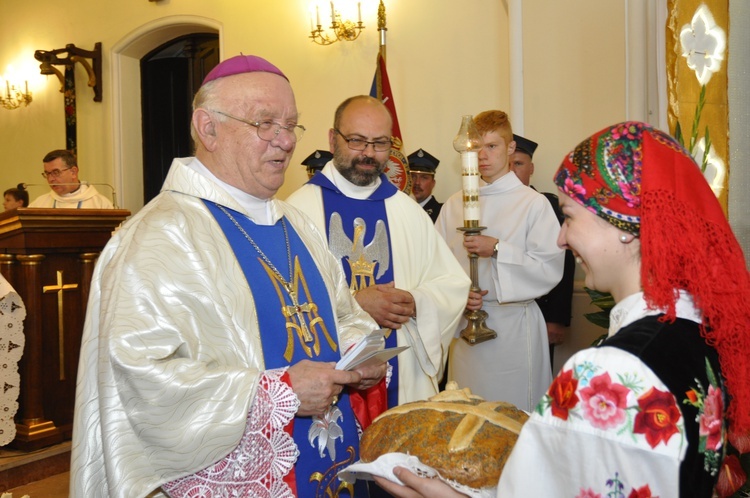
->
[281,284,314,343]
[43,270,79,380]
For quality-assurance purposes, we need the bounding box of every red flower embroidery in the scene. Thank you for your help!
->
[714,454,746,498]
[579,372,629,429]
[575,489,602,498]
[627,484,655,498]
[699,384,724,451]
[685,389,698,404]
[547,369,579,420]
[633,387,681,448]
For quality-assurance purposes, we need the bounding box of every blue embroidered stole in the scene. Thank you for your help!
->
[205,201,367,498]
[307,174,400,409]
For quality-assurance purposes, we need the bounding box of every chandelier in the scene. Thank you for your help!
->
[0,79,32,110]
[310,2,365,46]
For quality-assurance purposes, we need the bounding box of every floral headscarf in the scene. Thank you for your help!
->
[555,121,750,435]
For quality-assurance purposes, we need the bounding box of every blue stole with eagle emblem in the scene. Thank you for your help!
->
[307,174,400,410]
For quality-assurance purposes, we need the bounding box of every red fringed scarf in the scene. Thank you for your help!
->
[640,131,750,434]
[555,122,750,435]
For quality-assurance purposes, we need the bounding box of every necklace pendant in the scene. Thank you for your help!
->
[299,320,314,344]
[284,286,315,343]
[217,205,323,352]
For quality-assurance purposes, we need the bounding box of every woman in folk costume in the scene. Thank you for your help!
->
[374,121,750,497]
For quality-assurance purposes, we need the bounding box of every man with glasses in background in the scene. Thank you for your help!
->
[28,149,114,208]
[287,95,469,415]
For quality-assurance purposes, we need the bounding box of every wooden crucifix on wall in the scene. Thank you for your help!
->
[33,43,102,156]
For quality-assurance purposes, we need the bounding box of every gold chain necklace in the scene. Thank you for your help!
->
[216,205,343,454]
[217,204,292,285]
[216,204,316,343]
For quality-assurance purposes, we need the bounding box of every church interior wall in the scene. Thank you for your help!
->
[0,0,624,210]
[6,2,737,381]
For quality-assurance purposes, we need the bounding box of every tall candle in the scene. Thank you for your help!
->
[453,115,483,228]
[316,5,320,26]
[461,151,480,226]
[358,2,362,22]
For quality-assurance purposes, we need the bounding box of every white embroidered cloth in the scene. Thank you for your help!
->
[339,453,496,498]
[0,274,25,446]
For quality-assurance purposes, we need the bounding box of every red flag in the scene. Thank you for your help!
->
[370,51,411,193]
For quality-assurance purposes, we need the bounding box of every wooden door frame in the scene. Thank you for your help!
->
[109,16,222,213]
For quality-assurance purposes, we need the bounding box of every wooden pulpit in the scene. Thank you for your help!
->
[0,207,130,451]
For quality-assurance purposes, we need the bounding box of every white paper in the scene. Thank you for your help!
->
[336,329,408,370]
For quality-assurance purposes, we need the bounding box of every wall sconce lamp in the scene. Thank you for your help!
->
[0,79,32,110]
[310,2,365,45]
[33,43,102,102]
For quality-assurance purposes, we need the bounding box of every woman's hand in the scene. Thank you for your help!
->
[372,467,468,498]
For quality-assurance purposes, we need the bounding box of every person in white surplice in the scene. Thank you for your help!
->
[70,55,386,498]
[29,149,114,209]
[435,110,564,412]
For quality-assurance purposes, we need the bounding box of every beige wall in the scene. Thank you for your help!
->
[0,0,633,373]
[520,1,627,196]
[0,0,629,209]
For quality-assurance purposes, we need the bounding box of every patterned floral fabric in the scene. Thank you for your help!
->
[554,121,690,236]
[553,121,750,437]
[497,295,725,497]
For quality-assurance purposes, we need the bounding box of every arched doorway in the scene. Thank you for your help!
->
[110,16,222,212]
[141,34,219,204]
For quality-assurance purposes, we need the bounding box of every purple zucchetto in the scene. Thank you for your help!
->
[202,54,288,85]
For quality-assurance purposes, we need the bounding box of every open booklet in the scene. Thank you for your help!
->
[336,328,409,371]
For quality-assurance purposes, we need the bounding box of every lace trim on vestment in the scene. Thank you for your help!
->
[162,368,300,497]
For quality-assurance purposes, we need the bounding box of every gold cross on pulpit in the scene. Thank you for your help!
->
[43,270,79,380]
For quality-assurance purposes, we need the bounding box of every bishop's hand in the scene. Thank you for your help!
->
[287,360,361,417]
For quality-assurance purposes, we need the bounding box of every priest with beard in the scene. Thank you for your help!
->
[287,96,469,412]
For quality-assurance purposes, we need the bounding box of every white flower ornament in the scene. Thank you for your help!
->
[679,4,726,85]
[308,404,344,460]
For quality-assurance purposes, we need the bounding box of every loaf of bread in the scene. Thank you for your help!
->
[359,383,528,489]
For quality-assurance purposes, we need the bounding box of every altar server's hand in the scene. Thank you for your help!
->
[355,282,416,329]
[465,289,488,311]
[463,234,498,258]
[288,360,361,417]
[373,467,468,498]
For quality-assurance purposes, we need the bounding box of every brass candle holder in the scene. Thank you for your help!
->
[457,225,497,345]
[453,115,496,345]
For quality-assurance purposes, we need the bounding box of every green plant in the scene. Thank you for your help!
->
[674,84,711,173]
[583,287,615,346]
